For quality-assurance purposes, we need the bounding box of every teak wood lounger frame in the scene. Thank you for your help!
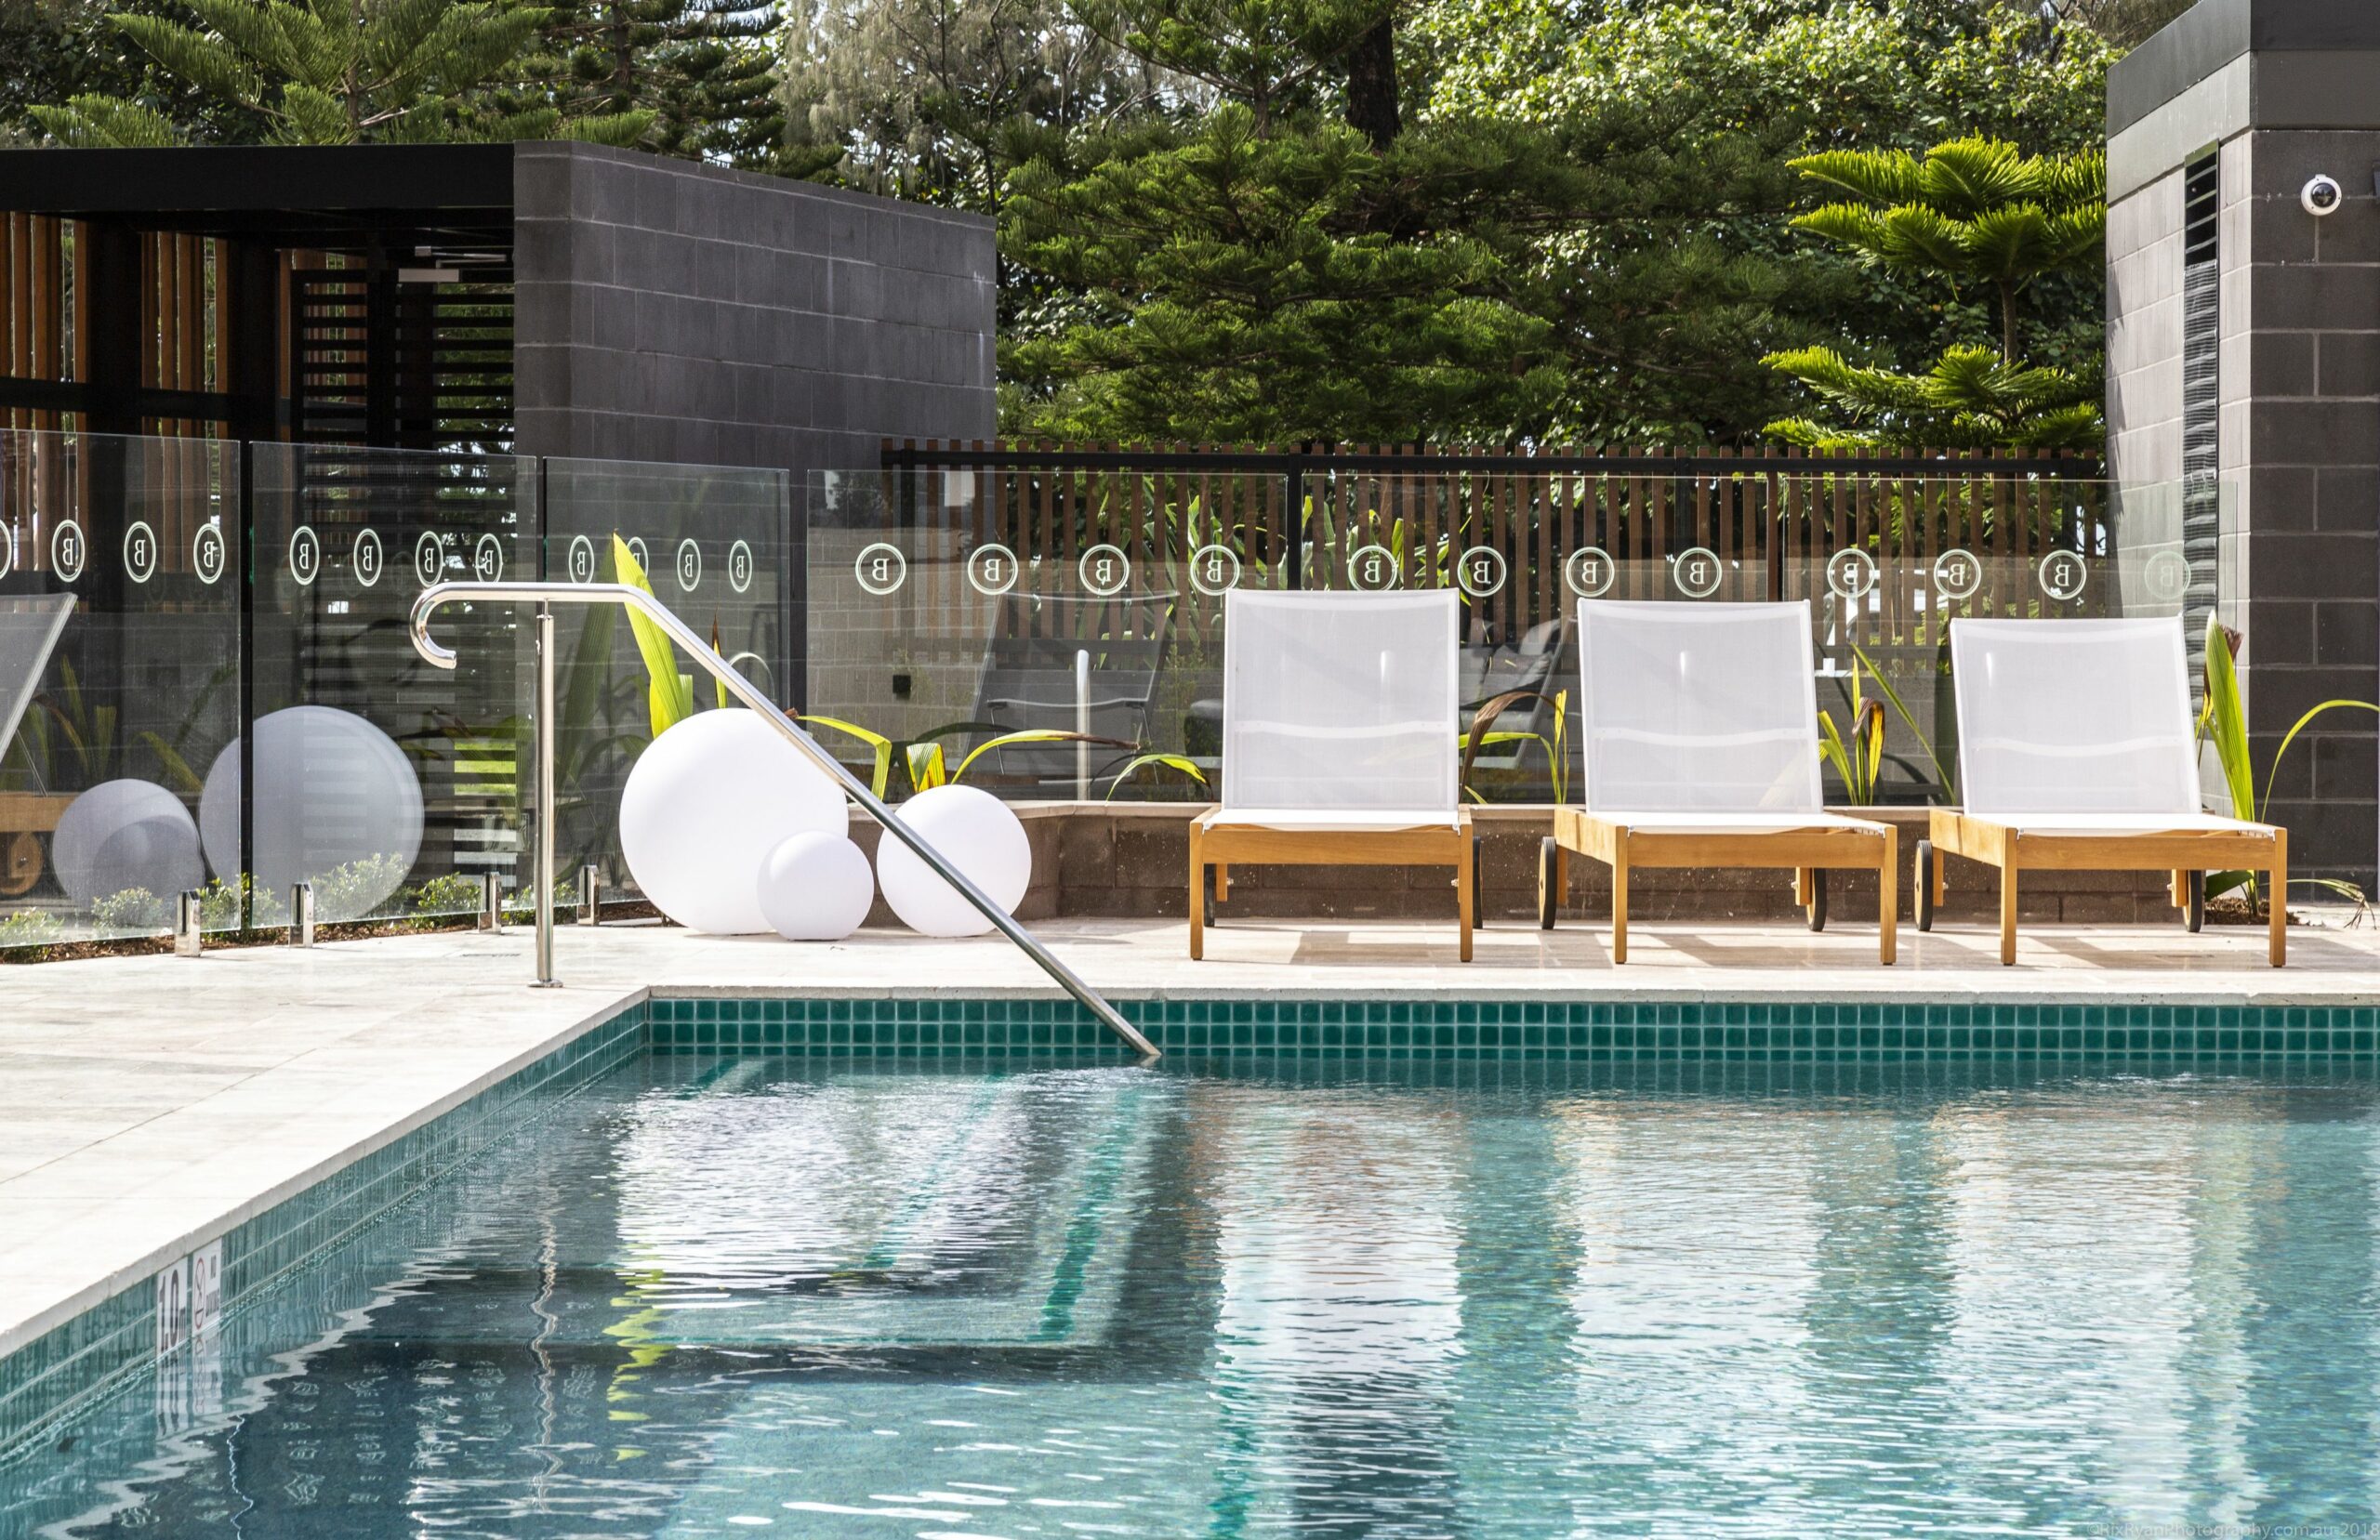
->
[1188,809,1476,962]
[1920,809,2286,967]
[1540,807,1898,966]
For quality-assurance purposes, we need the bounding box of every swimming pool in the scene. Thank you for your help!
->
[6,1046,2377,1535]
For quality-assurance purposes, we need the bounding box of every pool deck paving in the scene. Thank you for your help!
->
[3,911,2378,1371]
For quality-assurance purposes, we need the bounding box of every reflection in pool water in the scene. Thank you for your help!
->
[5,1058,2375,1536]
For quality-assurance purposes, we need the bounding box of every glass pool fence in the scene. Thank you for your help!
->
[0,427,2228,948]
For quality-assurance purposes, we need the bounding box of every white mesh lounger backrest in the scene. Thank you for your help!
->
[1221,589,1459,812]
[1950,617,2200,817]
[1576,599,1823,814]
[0,595,75,777]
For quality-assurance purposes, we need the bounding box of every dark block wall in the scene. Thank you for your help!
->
[2109,9,2380,890]
[2228,133,2379,890]
[509,141,995,478]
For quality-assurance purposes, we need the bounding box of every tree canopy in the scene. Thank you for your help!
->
[6,0,2138,452]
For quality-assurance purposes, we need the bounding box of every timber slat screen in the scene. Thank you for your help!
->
[881,441,2109,651]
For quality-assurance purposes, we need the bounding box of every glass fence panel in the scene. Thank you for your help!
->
[0,429,241,946]
[806,467,1279,802]
[543,457,790,898]
[250,443,537,924]
[811,467,2227,814]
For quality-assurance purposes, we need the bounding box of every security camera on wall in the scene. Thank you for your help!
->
[2302,175,2344,216]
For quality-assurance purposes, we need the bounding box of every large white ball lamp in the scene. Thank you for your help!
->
[757,831,875,941]
[876,783,1031,938]
[619,709,845,934]
[198,704,424,916]
[53,780,205,906]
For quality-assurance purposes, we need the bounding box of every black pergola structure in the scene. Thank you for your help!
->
[0,138,998,468]
[0,144,519,449]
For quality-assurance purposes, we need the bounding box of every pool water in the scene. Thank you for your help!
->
[7,1055,2380,1536]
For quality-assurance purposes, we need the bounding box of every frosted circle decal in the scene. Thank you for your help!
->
[123,520,158,585]
[1933,548,1983,601]
[1344,543,1400,591]
[854,542,907,596]
[50,520,86,583]
[2038,549,2088,602]
[353,529,384,588]
[1078,543,1131,597]
[1455,546,1507,598]
[1671,546,1724,599]
[193,523,228,586]
[1564,547,1615,599]
[1188,544,1242,597]
[287,525,321,587]
[966,543,1020,597]
[1825,547,1878,601]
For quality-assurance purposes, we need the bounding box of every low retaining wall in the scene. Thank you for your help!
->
[852,805,2188,927]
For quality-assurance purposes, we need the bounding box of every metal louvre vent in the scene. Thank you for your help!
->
[2178,152,2221,680]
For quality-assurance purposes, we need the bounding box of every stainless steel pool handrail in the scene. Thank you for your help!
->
[408,580,1157,1060]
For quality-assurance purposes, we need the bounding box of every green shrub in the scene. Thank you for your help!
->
[410,873,483,916]
[314,855,411,923]
[0,910,66,950]
[90,888,166,933]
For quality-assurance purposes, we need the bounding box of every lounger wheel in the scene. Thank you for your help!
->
[1805,869,1828,932]
[1538,837,1560,929]
[1914,839,1936,932]
[2183,870,2205,933]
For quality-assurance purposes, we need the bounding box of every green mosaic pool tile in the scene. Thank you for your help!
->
[0,1005,646,1459]
[642,995,2380,1063]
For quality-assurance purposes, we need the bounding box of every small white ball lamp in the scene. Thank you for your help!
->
[52,780,205,906]
[619,709,845,934]
[757,831,875,941]
[877,783,1031,937]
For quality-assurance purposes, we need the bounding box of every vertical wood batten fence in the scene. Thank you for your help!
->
[875,441,2112,651]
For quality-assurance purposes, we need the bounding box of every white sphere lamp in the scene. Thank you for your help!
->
[198,704,424,915]
[619,709,846,934]
[53,780,205,906]
[877,783,1031,937]
[757,831,875,941]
